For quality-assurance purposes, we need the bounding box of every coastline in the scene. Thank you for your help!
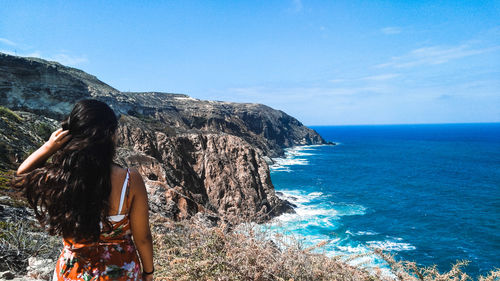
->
[266,144,408,276]
[269,124,500,278]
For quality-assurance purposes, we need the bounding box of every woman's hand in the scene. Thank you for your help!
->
[43,128,71,154]
[16,128,71,175]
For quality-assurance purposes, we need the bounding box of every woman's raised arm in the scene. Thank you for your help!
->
[16,128,71,175]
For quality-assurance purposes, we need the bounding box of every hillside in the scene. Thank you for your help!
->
[1,53,499,281]
[0,52,327,221]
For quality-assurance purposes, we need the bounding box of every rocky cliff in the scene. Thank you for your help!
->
[0,52,325,221]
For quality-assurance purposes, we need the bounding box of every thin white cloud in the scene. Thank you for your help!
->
[49,53,88,66]
[362,73,400,81]
[27,51,43,58]
[329,79,346,83]
[228,83,391,100]
[292,0,303,12]
[381,27,402,35]
[378,43,500,68]
[328,74,400,84]
[0,38,16,46]
[0,49,87,66]
[0,49,41,57]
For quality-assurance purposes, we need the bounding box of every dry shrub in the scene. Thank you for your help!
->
[151,215,499,281]
[0,220,61,273]
[376,249,499,281]
[152,215,387,281]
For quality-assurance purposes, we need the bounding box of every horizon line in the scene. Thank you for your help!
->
[307,121,500,127]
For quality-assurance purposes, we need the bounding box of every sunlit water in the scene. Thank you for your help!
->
[267,123,500,278]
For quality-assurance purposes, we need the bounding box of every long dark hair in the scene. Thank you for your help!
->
[14,99,118,242]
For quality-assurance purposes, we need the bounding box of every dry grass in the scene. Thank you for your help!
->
[152,215,381,281]
[151,215,499,281]
[0,189,497,281]
[376,249,499,281]
[0,212,497,280]
[0,220,61,273]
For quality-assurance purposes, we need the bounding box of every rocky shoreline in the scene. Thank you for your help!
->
[0,52,330,279]
[0,51,326,279]
[2,53,499,281]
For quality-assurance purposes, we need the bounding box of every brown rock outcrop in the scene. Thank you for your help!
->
[0,52,316,222]
[115,116,294,221]
[0,53,326,158]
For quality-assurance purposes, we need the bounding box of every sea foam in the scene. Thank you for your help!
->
[270,146,320,172]
[267,144,415,275]
[367,239,416,251]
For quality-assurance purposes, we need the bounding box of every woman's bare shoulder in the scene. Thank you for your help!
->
[128,168,143,182]
[127,168,147,196]
[111,163,127,172]
[110,164,128,183]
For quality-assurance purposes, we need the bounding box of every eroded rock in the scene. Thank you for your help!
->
[0,52,314,222]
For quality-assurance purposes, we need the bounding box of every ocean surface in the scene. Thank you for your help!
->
[267,123,500,278]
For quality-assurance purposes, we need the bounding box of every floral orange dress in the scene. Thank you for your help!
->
[53,170,142,281]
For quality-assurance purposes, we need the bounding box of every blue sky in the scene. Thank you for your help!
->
[1,0,499,125]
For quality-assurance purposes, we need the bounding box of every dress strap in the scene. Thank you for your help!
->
[117,169,130,215]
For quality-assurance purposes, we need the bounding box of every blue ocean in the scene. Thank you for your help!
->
[268,123,500,278]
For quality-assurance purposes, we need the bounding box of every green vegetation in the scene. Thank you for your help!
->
[34,122,53,141]
[0,221,14,240]
[0,195,28,208]
[126,110,157,123]
[0,144,14,170]
[0,106,23,122]
[0,170,13,191]
[0,170,28,207]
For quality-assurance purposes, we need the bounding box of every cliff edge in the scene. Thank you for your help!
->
[0,52,326,222]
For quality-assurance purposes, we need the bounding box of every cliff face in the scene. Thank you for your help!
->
[0,52,323,221]
[0,53,326,158]
[119,92,326,158]
[116,118,292,221]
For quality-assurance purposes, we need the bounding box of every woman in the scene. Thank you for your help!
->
[15,99,154,281]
